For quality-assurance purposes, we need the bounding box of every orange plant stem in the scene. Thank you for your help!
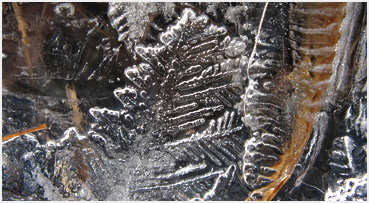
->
[2,124,47,142]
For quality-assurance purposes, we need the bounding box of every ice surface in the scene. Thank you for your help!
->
[2,2,367,201]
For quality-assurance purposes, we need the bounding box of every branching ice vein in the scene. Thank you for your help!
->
[243,2,269,124]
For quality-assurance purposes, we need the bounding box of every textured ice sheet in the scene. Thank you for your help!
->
[2,2,367,201]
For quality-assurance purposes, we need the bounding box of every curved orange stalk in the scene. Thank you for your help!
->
[2,124,47,142]
[246,2,346,201]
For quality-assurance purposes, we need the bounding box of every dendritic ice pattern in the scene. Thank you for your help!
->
[89,8,250,200]
[2,2,367,201]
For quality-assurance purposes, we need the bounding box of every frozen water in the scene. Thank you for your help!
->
[2,2,367,201]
